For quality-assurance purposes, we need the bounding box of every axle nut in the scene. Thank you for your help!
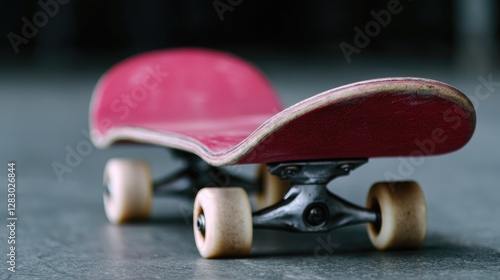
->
[305,205,328,227]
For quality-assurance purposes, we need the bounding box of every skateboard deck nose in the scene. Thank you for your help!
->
[235,78,475,164]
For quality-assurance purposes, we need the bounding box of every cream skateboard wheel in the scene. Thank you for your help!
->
[254,164,290,210]
[366,181,426,250]
[103,159,153,224]
[193,187,253,258]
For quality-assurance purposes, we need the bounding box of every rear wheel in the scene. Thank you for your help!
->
[103,159,153,224]
[254,164,290,210]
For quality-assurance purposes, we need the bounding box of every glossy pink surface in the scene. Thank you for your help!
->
[91,48,282,153]
[91,49,475,165]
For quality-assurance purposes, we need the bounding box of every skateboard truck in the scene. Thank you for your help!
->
[153,150,255,197]
[252,159,379,232]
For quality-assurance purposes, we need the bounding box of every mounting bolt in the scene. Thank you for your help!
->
[281,166,300,179]
[197,213,206,236]
[305,205,328,227]
[339,164,352,173]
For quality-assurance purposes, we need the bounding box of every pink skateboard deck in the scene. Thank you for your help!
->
[90,48,476,166]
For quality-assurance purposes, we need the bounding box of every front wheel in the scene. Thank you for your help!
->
[366,181,427,250]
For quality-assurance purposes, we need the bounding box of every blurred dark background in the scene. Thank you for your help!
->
[1,2,499,278]
[0,0,498,71]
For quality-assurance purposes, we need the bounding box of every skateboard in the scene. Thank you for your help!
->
[89,48,476,258]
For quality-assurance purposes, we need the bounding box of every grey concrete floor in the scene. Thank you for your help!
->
[0,57,499,279]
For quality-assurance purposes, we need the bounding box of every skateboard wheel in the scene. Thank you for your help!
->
[254,164,290,210]
[103,159,153,224]
[193,187,253,258]
[366,181,426,250]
